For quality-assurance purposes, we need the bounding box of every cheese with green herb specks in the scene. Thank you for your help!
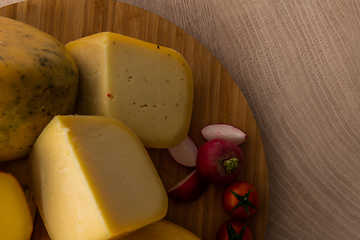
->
[65,32,193,149]
[0,16,78,162]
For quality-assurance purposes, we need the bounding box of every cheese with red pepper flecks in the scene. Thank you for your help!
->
[0,16,78,162]
[65,32,193,149]
[29,115,168,240]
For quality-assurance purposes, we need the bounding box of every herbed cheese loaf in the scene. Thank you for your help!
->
[0,16,78,162]
[65,32,193,149]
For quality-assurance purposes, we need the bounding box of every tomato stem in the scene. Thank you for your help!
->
[230,188,258,217]
[226,223,247,240]
[222,158,238,173]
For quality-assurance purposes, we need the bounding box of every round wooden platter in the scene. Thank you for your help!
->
[0,0,269,239]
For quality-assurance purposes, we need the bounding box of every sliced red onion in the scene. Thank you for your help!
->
[168,135,198,167]
[201,124,247,145]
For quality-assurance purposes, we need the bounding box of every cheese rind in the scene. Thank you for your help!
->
[29,115,168,240]
[65,32,193,148]
[0,16,78,162]
[119,220,201,240]
[0,171,33,240]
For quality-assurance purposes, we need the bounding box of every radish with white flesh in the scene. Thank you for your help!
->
[167,169,207,203]
[168,135,197,167]
[201,124,247,145]
[196,139,244,185]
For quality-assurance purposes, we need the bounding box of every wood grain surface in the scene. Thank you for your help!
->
[0,0,268,240]
[113,1,360,240]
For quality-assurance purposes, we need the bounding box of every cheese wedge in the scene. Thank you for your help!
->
[120,220,201,240]
[0,157,37,219]
[0,171,33,240]
[0,16,78,162]
[29,115,168,240]
[65,32,193,148]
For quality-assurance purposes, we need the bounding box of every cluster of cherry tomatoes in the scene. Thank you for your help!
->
[216,180,260,240]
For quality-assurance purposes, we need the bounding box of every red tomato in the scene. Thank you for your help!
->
[221,180,259,219]
[216,219,253,240]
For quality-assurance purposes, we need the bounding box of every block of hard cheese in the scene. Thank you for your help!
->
[0,171,33,240]
[29,115,168,240]
[120,220,200,240]
[0,157,37,220]
[65,32,193,148]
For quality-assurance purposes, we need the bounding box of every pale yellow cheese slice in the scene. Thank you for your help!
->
[65,32,194,148]
[29,115,168,240]
[0,171,33,240]
[120,220,201,240]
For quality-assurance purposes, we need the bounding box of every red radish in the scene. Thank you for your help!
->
[167,169,207,203]
[168,136,198,167]
[201,124,247,145]
[196,139,244,185]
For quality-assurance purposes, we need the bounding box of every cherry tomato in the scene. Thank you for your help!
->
[216,219,253,240]
[222,180,259,219]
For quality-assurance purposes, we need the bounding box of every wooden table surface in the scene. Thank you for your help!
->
[2,0,360,239]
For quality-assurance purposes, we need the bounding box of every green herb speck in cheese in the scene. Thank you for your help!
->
[39,57,48,67]
[42,48,60,57]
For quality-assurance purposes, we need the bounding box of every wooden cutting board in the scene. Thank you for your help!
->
[0,0,269,239]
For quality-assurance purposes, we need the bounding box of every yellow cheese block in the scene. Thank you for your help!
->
[29,115,168,240]
[119,220,201,240]
[0,157,37,219]
[65,32,193,148]
[0,16,78,162]
[0,171,33,240]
